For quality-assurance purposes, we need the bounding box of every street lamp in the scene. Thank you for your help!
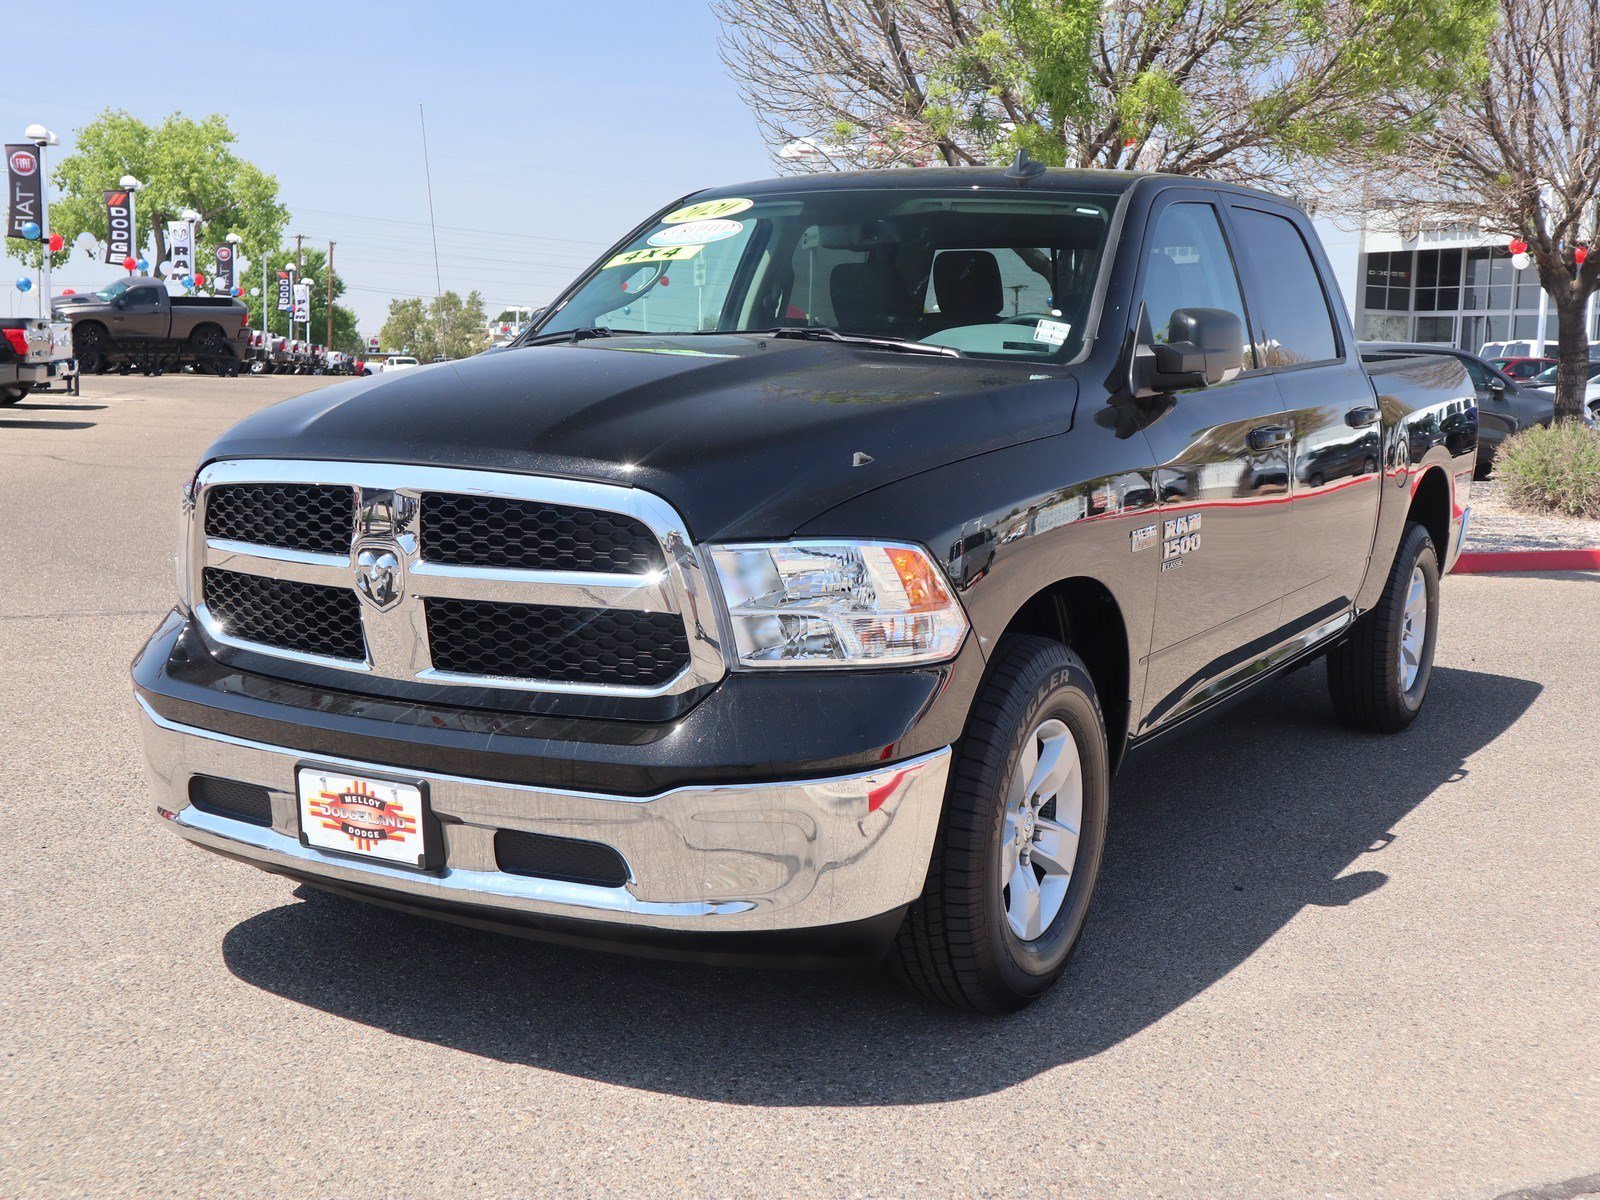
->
[24,125,58,316]
[117,175,145,268]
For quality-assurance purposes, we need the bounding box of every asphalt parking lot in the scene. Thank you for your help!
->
[3,374,1598,1200]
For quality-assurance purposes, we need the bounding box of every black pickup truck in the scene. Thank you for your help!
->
[132,167,1476,1011]
[56,277,249,375]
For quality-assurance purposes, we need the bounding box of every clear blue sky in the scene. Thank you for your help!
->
[2,2,1359,331]
[1,1,774,332]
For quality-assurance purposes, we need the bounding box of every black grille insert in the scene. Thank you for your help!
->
[189,776,274,827]
[203,568,366,661]
[205,483,354,555]
[422,493,663,573]
[424,598,689,687]
[495,829,629,887]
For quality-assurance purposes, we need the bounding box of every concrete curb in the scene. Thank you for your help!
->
[1454,548,1600,574]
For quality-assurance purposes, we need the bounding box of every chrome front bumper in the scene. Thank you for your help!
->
[136,697,950,935]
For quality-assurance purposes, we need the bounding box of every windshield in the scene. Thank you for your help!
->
[94,280,131,302]
[1529,361,1600,386]
[538,188,1113,361]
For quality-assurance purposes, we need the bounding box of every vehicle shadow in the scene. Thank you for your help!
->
[8,401,108,411]
[222,664,1538,1106]
[0,419,95,430]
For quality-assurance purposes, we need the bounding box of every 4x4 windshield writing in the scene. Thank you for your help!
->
[539,190,1111,362]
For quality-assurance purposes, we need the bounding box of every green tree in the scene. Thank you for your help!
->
[244,246,362,353]
[379,291,489,360]
[714,0,1494,196]
[8,109,288,277]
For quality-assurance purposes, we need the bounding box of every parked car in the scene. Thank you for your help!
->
[1489,355,1556,381]
[1522,359,1600,390]
[56,277,249,375]
[380,355,421,371]
[0,313,75,404]
[134,166,1475,1012]
[1362,342,1552,475]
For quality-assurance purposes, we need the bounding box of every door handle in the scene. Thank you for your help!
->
[1247,424,1290,450]
[1345,405,1380,427]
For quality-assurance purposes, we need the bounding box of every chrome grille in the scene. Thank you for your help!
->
[205,483,353,555]
[187,460,725,697]
[202,567,365,661]
[422,493,663,573]
[424,598,690,686]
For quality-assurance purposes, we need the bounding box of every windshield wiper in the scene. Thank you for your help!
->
[753,326,962,358]
[519,326,640,346]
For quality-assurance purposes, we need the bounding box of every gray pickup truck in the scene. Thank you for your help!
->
[56,277,249,375]
[0,314,75,404]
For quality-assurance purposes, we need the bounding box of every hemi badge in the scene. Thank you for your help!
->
[1130,524,1157,552]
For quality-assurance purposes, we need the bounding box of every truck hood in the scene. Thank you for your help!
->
[205,334,1079,540]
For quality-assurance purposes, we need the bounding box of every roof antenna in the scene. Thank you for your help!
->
[1004,148,1047,182]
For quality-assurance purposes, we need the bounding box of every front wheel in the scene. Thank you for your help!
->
[73,322,109,374]
[1326,520,1440,732]
[1,383,27,406]
[890,636,1110,1012]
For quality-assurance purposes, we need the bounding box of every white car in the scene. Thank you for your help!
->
[380,356,421,372]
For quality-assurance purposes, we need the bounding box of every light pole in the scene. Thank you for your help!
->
[25,124,58,316]
[119,174,143,269]
[224,231,241,302]
[179,207,200,289]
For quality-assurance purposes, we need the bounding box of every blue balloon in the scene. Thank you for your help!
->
[19,221,40,241]
[136,257,149,272]
[181,275,194,287]
[16,276,32,292]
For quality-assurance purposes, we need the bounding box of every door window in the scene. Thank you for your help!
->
[1229,208,1340,366]
[1138,203,1251,360]
[123,286,163,308]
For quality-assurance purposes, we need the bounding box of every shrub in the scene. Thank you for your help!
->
[1495,421,1600,518]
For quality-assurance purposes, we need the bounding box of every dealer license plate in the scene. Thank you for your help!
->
[296,768,429,868]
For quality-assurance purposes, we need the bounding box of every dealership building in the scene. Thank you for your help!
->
[1351,209,1600,356]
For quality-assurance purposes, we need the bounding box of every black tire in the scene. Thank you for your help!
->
[890,636,1110,1013]
[1,383,27,406]
[1326,520,1440,733]
[73,322,109,374]
[189,325,229,375]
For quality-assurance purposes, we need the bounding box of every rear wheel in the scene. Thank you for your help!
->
[1,383,27,406]
[73,322,109,374]
[189,326,231,375]
[890,636,1110,1012]
[1326,520,1440,733]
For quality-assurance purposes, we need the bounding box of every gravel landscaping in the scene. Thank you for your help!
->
[1465,478,1600,552]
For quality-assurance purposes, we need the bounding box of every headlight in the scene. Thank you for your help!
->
[708,541,968,667]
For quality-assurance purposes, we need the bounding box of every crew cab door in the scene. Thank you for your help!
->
[1226,201,1381,631]
[110,284,166,340]
[1134,194,1294,732]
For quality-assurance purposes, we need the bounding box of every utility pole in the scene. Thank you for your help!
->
[326,240,335,349]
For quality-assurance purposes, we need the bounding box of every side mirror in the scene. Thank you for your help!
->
[1488,378,1507,398]
[112,296,127,309]
[1134,307,1244,395]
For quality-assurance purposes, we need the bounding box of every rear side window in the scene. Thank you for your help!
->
[124,286,163,307]
[1230,208,1339,366]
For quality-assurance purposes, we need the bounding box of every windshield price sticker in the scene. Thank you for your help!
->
[1033,318,1072,346]
[603,244,704,270]
[660,197,753,224]
[647,219,745,248]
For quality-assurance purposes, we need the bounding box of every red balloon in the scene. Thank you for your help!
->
[1508,238,1528,255]
[62,288,75,295]
[1576,246,1589,265]
[194,272,206,287]
[122,256,137,271]
[48,232,64,252]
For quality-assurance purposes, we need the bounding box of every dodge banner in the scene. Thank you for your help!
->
[276,270,292,311]
[6,144,41,238]
[104,190,133,263]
